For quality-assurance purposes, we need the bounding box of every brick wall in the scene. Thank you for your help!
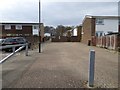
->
[77,26,82,42]
[51,36,80,42]
[81,18,95,45]
[52,36,68,42]
[2,25,32,37]
[70,36,79,42]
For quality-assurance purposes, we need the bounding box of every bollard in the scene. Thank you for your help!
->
[88,50,95,87]
[41,43,42,53]
[25,44,28,56]
[12,47,15,53]
[39,43,43,53]
[0,45,25,64]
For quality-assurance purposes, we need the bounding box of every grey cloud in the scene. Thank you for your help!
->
[1,0,39,22]
[42,2,118,26]
[0,1,118,27]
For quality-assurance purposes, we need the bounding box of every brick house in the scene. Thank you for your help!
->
[81,15,120,45]
[0,22,44,45]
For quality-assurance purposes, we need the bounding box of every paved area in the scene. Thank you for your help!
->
[2,42,118,88]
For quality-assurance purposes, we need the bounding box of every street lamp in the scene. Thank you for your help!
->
[39,0,42,53]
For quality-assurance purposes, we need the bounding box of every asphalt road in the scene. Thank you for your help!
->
[2,42,118,88]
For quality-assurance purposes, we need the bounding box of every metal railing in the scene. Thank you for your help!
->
[0,43,28,64]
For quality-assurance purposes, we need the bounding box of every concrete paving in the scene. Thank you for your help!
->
[2,42,118,88]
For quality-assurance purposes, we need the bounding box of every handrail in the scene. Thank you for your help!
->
[0,43,28,64]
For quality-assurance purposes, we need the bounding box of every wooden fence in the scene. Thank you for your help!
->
[92,34,120,50]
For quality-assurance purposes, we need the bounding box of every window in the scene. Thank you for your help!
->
[18,34,23,36]
[96,18,104,25]
[33,25,39,35]
[33,25,39,30]
[100,32,103,36]
[34,26,37,29]
[96,33,98,37]
[16,34,19,36]
[25,34,30,36]
[5,25,11,30]
[6,34,12,36]
[16,25,22,30]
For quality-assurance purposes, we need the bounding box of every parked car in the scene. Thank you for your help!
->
[2,37,31,52]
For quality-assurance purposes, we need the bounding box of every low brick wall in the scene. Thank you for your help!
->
[52,36,80,42]
[70,36,79,42]
[59,36,68,42]
[51,38,59,42]
[52,36,68,42]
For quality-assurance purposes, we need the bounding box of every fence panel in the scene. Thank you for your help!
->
[95,34,119,50]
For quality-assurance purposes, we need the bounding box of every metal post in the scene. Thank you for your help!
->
[25,44,28,56]
[88,50,95,87]
[12,47,15,53]
[39,0,42,53]
[0,45,25,64]
[39,36,42,53]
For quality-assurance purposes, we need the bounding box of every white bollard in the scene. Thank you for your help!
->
[88,50,95,87]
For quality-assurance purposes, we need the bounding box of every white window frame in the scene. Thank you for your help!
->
[96,18,104,25]
[6,34,12,36]
[5,25,11,30]
[16,25,22,30]
[32,25,39,35]
[25,34,30,36]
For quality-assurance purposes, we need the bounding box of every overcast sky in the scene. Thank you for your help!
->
[0,0,119,27]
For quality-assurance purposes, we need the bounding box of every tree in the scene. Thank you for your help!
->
[55,25,73,36]
[44,26,56,36]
